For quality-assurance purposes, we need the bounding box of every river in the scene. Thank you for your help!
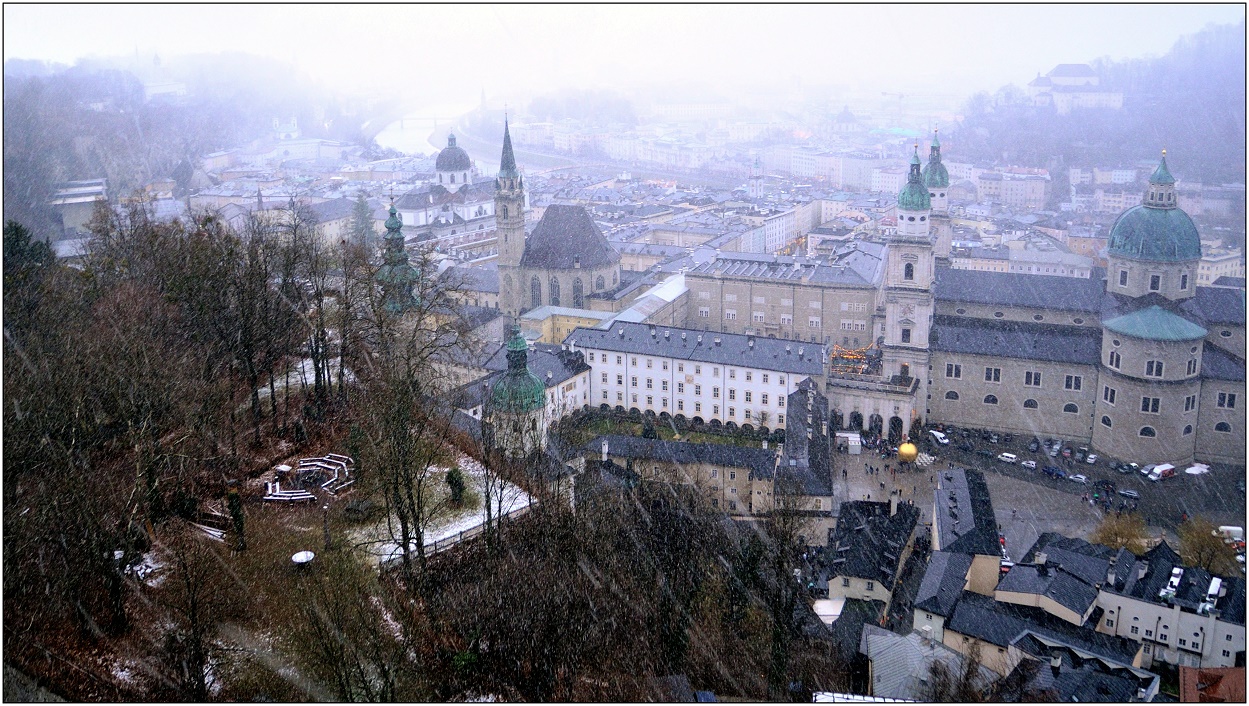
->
[373,103,477,156]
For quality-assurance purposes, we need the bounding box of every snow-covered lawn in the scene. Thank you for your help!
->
[350,454,532,568]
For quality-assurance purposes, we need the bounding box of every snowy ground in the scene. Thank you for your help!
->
[253,357,355,403]
[350,454,532,567]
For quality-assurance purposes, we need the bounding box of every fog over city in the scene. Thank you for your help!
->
[3,3,1247,704]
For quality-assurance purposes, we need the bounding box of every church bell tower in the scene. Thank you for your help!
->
[495,119,527,316]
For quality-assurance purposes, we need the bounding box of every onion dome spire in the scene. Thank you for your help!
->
[898,144,931,211]
[1143,149,1177,209]
[490,322,545,414]
[376,200,420,313]
[922,129,949,189]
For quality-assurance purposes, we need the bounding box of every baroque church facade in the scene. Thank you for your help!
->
[393,134,522,243]
[493,122,623,317]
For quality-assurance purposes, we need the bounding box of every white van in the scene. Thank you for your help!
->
[1214,526,1245,543]
[997,452,1018,464]
[929,430,950,446]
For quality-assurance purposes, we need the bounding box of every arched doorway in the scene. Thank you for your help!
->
[888,416,904,445]
[849,411,864,430]
[868,414,884,437]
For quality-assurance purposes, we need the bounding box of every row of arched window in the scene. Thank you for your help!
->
[530,276,601,309]
[945,391,1078,414]
[1099,415,1231,437]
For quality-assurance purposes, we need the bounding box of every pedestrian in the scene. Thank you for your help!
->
[1012,508,1017,518]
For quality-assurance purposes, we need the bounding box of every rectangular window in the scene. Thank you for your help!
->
[779,376,785,385]
[1131,626,1139,635]
[713,405,719,415]
[743,409,751,420]
[646,358,653,369]
[698,306,709,318]
[809,300,822,309]
[677,382,684,394]
[713,387,721,399]
[631,393,638,403]
[777,414,784,424]
[1145,630,1153,638]
[1187,359,1197,375]
[1181,274,1189,290]
[662,360,669,371]
[616,355,622,365]
[694,384,702,396]
[1103,386,1116,405]
[744,391,752,403]
[602,372,608,384]
[631,357,637,366]
[1160,634,1168,642]
[762,374,769,384]
[842,577,850,588]
[778,396,785,407]
[677,363,684,373]
[753,312,765,323]
[1224,650,1231,658]
[1108,351,1121,369]
[713,367,719,377]
[1065,375,1082,390]
[1145,360,1164,377]
[866,581,874,591]
[946,364,962,379]
[695,402,701,413]
[724,293,737,302]
[662,397,667,408]
[646,395,653,406]
[761,393,769,405]
[617,392,623,401]
[728,389,736,401]
[901,328,911,343]
[729,369,736,379]
[698,290,710,300]
[1025,371,1042,387]
[729,470,736,480]
[724,309,737,320]
[1141,397,1160,414]
[646,378,653,389]
[1107,620,1115,628]
[677,400,684,411]
[780,314,793,325]
[661,380,668,391]
[1119,270,1128,286]
[1150,274,1161,291]
[809,316,821,329]
[729,500,736,511]
[985,367,1001,383]
[631,376,637,387]
[745,372,752,382]
[1184,394,1196,412]
[1218,392,1237,408]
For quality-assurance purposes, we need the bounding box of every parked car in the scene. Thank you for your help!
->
[997,453,1018,464]
[1094,479,1116,495]
[1048,446,1060,458]
[1140,464,1157,478]
[989,433,1000,444]
[1118,462,1139,475]
[1148,464,1177,482]
[1061,446,1073,458]
[929,430,950,446]
[1069,474,1089,485]
[1086,453,1099,465]
[1003,433,1014,444]
[1118,489,1140,499]
[1043,466,1066,479]
[1021,460,1037,470]
[1027,439,1041,453]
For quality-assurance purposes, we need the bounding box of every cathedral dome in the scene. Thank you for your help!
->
[435,134,473,172]
[1108,153,1201,262]
[897,146,931,211]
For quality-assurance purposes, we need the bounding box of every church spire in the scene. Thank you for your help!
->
[1143,149,1177,209]
[375,201,420,313]
[498,118,519,180]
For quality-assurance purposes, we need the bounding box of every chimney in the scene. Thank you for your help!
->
[601,439,608,462]
[920,625,933,646]
[1138,561,1149,580]
[890,495,899,517]
[1050,652,1062,676]
[786,344,792,354]
[664,330,670,340]
[762,439,768,449]
[714,337,721,347]
[1036,551,1048,566]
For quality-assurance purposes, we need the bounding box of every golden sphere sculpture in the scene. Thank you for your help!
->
[898,442,919,464]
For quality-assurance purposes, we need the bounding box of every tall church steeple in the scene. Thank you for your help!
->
[496,119,528,316]
[375,202,420,313]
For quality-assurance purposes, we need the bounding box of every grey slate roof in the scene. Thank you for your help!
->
[1182,286,1247,326]
[933,468,999,556]
[930,316,1103,366]
[1003,637,1158,702]
[858,624,997,701]
[995,563,1099,616]
[521,204,621,270]
[565,322,826,376]
[914,551,973,617]
[455,345,590,408]
[588,434,777,480]
[449,265,500,294]
[933,265,1104,312]
[827,501,920,591]
[946,592,1140,665]
[309,197,355,223]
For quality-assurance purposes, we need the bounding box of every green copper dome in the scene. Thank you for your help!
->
[1104,305,1207,342]
[897,146,931,211]
[490,324,545,414]
[1107,205,1202,261]
[921,130,949,189]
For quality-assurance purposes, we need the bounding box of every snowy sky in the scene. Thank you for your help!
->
[4,4,1244,104]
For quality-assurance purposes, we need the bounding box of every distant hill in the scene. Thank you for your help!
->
[952,20,1245,184]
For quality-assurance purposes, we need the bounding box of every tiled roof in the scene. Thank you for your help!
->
[566,322,826,376]
[946,592,1140,665]
[930,316,1103,366]
[933,265,1104,312]
[1182,286,1247,325]
[827,501,919,591]
[933,468,999,557]
[914,551,973,617]
[995,563,1099,616]
[521,204,621,270]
